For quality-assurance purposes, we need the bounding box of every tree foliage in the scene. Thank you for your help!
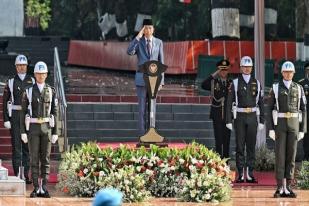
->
[25,0,51,30]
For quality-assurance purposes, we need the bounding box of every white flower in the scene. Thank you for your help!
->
[99,171,105,177]
[98,158,103,162]
[83,168,88,174]
[197,180,202,187]
[206,193,211,200]
[145,169,154,176]
[191,158,198,164]
[179,158,185,164]
[198,160,204,164]
[190,189,197,198]
[147,162,153,167]
[170,166,175,171]
[136,166,142,172]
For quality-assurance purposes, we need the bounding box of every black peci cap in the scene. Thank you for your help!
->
[216,59,230,69]
[143,19,153,26]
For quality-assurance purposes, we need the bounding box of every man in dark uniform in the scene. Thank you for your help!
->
[201,59,232,159]
[226,56,265,183]
[2,54,34,184]
[269,61,307,198]
[298,62,309,161]
[20,61,58,198]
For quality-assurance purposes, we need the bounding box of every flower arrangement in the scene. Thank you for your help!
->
[297,161,309,189]
[56,142,232,202]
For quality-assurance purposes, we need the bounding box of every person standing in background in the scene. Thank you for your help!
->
[2,54,34,184]
[201,59,232,160]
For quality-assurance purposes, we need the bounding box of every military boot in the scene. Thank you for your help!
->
[285,179,297,198]
[246,167,258,183]
[274,179,284,198]
[235,168,245,183]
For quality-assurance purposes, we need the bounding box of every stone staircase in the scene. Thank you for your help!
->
[67,102,234,152]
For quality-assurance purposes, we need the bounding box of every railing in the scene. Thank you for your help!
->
[54,47,68,152]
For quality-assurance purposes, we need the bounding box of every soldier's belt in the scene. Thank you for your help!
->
[11,105,22,110]
[236,107,257,113]
[277,112,298,118]
[30,118,50,124]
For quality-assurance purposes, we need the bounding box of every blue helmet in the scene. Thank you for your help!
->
[92,188,123,206]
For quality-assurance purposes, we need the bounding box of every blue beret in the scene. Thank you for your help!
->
[93,188,123,206]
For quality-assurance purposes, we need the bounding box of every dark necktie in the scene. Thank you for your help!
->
[146,39,151,56]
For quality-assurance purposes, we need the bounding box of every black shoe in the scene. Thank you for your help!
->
[273,188,283,198]
[235,175,245,183]
[40,187,51,198]
[246,176,258,183]
[285,188,297,198]
[30,188,40,198]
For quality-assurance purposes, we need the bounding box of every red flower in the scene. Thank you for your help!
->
[63,187,69,193]
[195,162,204,169]
[77,170,84,177]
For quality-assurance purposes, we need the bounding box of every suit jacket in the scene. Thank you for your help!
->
[127,36,164,86]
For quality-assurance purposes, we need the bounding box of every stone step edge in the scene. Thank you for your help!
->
[66,95,211,104]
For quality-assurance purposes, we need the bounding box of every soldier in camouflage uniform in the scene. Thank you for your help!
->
[269,61,307,198]
[20,61,58,198]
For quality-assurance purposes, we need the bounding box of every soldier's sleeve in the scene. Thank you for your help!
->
[300,86,307,133]
[267,87,276,130]
[51,88,58,135]
[20,91,29,134]
[201,75,213,91]
[2,81,11,122]
[258,85,265,124]
[225,81,235,124]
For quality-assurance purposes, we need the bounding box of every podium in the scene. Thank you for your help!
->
[137,60,168,147]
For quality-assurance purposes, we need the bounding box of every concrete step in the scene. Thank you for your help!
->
[67,103,210,113]
[0,176,25,196]
[67,120,213,130]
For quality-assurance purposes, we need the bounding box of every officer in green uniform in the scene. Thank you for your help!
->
[20,61,58,198]
[298,62,309,161]
[226,56,265,183]
[2,54,34,184]
[269,61,306,198]
[201,59,232,159]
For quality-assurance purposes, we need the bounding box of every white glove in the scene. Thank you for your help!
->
[258,123,264,130]
[226,123,233,130]
[269,130,276,141]
[298,132,305,141]
[21,133,28,143]
[51,135,58,144]
[4,121,11,129]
